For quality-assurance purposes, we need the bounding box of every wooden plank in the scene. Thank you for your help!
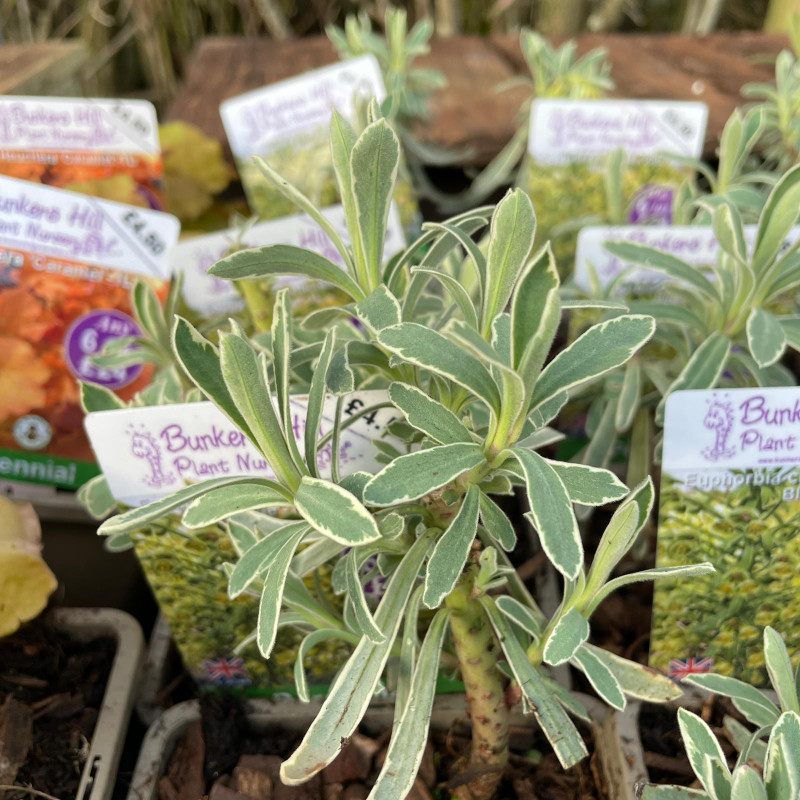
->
[167,32,792,165]
[0,41,88,96]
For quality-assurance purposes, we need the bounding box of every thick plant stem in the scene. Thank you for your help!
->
[237,279,273,332]
[446,568,509,800]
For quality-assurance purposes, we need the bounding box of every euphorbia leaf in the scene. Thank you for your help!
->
[478,492,517,551]
[356,284,402,331]
[543,608,590,666]
[529,315,655,412]
[389,382,473,445]
[546,461,628,506]
[571,646,626,711]
[281,531,435,785]
[295,477,382,546]
[364,442,485,506]
[747,308,786,368]
[422,485,480,608]
[513,448,582,580]
[183,483,290,528]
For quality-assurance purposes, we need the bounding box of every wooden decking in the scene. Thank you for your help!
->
[168,31,790,164]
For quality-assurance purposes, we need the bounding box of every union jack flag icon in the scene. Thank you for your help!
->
[202,656,251,686]
[669,657,714,681]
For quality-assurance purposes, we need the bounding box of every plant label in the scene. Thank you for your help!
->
[574,225,800,293]
[651,387,800,686]
[170,202,406,318]
[84,391,401,506]
[0,175,179,491]
[0,96,165,209]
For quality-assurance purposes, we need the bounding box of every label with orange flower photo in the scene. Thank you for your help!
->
[0,97,164,210]
[0,175,179,491]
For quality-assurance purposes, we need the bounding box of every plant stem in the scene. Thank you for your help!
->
[237,279,273,332]
[446,567,509,800]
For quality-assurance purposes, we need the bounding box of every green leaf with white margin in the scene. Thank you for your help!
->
[615,359,641,432]
[747,309,787,368]
[481,188,536,336]
[105,533,133,552]
[271,288,295,441]
[368,608,450,800]
[513,448,582,580]
[640,788,706,798]
[656,332,731,425]
[604,241,719,302]
[98,476,276,536]
[378,323,502,414]
[80,382,125,413]
[765,712,800,800]
[208,244,364,301]
[252,153,355,276]
[570,645,626,711]
[294,629,360,703]
[132,280,169,348]
[678,708,730,790]
[281,531,435,785]
[546,460,628,506]
[685,673,780,728]
[219,329,301,489]
[478,491,516,551]
[172,317,257,444]
[257,525,308,657]
[228,521,308,598]
[77,475,116,519]
[543,608,590,666]
[182,483,291,528]
[511,243,560,395]
[702,755,734,800]
[346,548,385,644]
[582,645,682,702]
[355,285,402,332]
[422,485,480,608]
[388,382,472,444]
[305,328,337,477]
[495,595,543,640]
[329,109,361,272]
[295,477,381,546]
[765,627,800,713]
[395,585,423,728]
[363,442,485,506]
[529,315,655,412]
[326,345,355,395]
[409,265,479,330]
[351,119,400,285]
[753,163,800,276]
[481,597,588,768]
[731,766,767,800]
[227,519,258,556]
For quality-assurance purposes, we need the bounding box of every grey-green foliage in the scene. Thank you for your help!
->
[641,628,800,800]
[671,107,776,224]
[606,164,800,426]
[97,109,711,798]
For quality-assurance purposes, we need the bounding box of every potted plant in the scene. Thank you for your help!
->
[96,108,713,798]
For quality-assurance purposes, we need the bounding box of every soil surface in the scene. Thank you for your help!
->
[0,616,115,800]
[158,693,604,800]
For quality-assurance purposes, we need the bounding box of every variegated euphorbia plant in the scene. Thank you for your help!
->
[98,109,712,799]
[640,628,800,800]
[606,164,800,430]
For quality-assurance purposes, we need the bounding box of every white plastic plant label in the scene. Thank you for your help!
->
[0,174,179,278]
[527,99,708,165]
[651,387,800,685]
[0,97,160,155]
[84,391,401,506]
[171,202,406,317]
[573,225,800,293]
[220,56,385,161]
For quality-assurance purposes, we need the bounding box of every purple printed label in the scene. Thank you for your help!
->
[65,308,142,389]
[628,185,673,224]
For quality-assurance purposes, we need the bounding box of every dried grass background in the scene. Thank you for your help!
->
[0,0,772,105]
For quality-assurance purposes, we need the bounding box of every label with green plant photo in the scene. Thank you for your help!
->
[520,99,708,269]
[651,387,800,686]
[220,56,387,220]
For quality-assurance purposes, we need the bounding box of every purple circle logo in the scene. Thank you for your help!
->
[65,309,142,389]
[628,185,674,224]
